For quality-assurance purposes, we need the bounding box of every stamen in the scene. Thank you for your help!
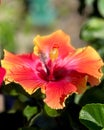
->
[50,47,59,61]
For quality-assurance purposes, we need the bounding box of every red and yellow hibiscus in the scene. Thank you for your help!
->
[0,67,5,86]
[1,30,104,109]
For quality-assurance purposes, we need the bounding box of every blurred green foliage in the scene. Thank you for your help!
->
[0,21,16,53]
[80,18,104,58]
[98,0,104,17]
[78,0,104,17]
[0,0,22,56]
[80,18,104,41]
[79,0,104,58]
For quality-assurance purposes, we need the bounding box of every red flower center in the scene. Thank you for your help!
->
[36,61,68,82]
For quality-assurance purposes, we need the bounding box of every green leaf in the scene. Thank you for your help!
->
[29,112,58,130]
[85,0,94,6]
[79,80,104,106]
[79,103,104,130]
[0,21,16,52]
[44,104,60,117]
[23,105,38,121]
[3,82,30,97]
[98,0,104,17]
[18,93,29,103]
[80,18,104,41]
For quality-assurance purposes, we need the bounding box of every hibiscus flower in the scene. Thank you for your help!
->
[0,67,5,86]
[1,30,103,109]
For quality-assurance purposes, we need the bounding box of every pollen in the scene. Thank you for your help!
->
[50,47,59,61]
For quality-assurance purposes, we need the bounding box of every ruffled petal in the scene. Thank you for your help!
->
[68,70,87,94]
[0,67,5,86]
[1,50,46,94]
[33,30,75,58]
[65,46,104,86]
[44,80,77,109]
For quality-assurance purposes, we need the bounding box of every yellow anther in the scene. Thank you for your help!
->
[50,48,59,61]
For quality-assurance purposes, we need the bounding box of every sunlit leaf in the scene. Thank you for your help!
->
[80,18,104,41]
[98,0,104,17]
[79,103,104,130]
[23,105,38,121]
[85,0,94,6]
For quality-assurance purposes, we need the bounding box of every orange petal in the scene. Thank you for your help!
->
[68,70,87,94]
[1,50,46,94]
[76,76,87,94]
[33,30,75,58]
[44,80,77,109]
[66,46,104,86]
